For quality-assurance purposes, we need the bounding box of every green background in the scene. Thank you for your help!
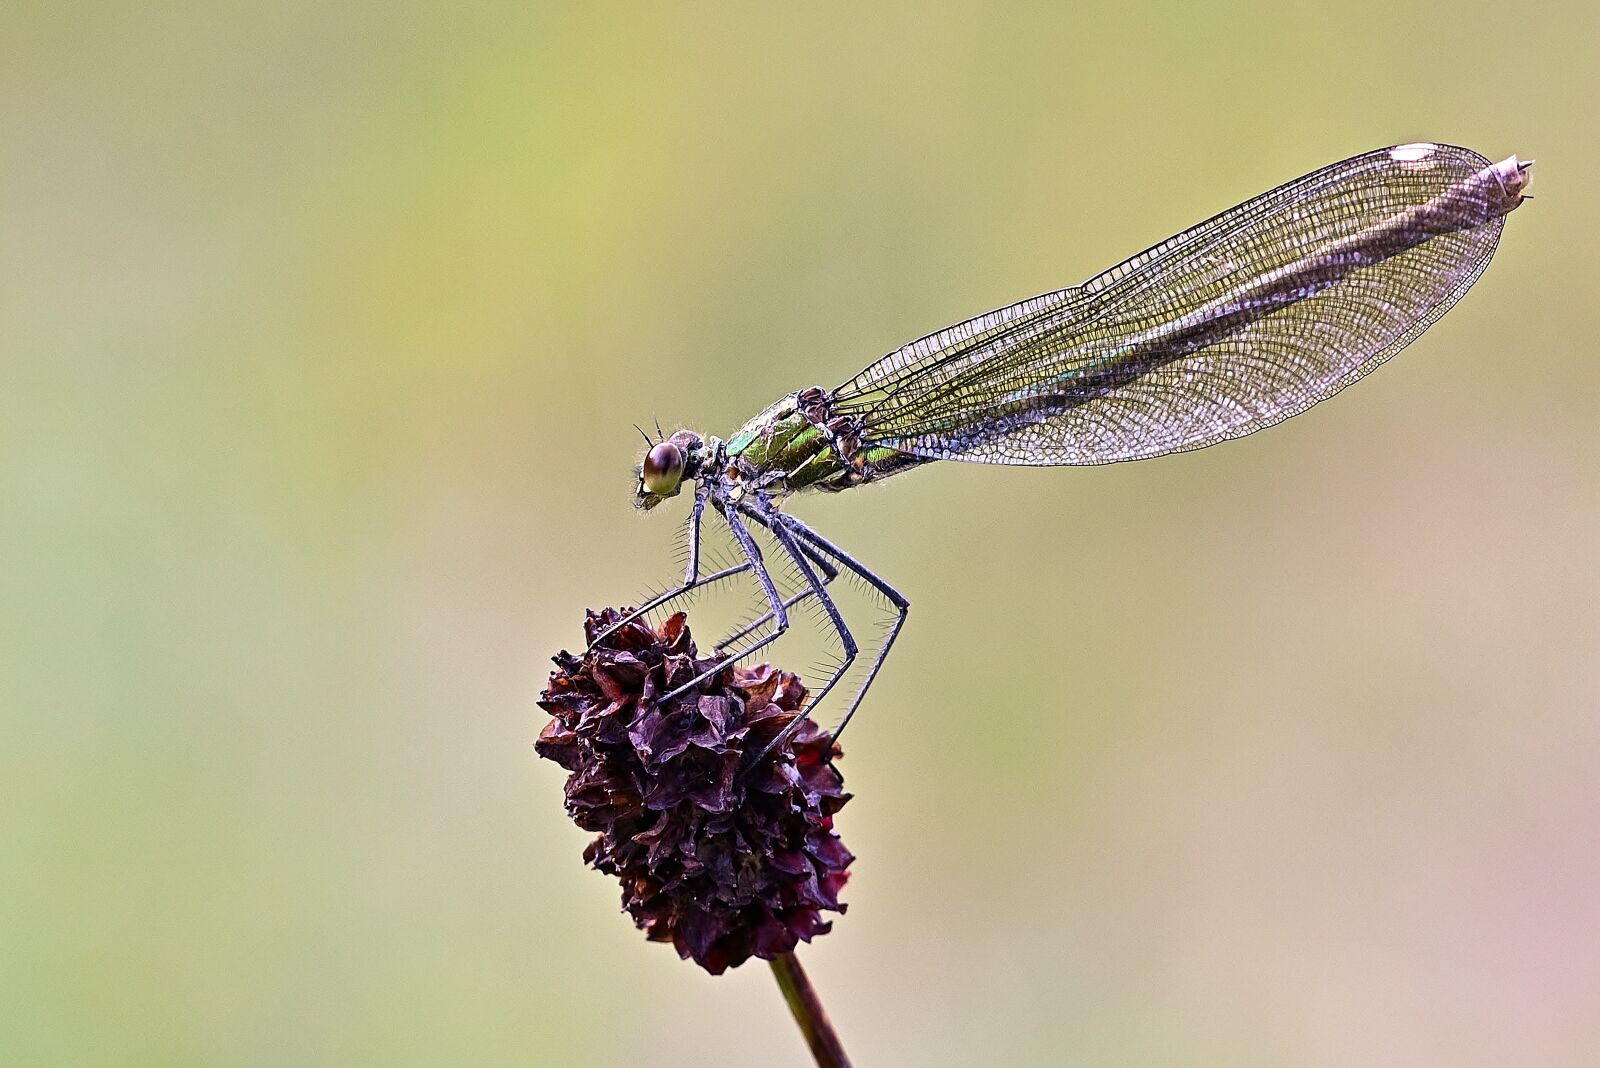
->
[6,2,1597,1065]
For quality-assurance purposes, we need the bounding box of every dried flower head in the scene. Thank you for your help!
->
[537,608,852,974]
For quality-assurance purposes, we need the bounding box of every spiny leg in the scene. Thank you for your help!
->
[588,562,751,648]
[777,512,909,750]
[588,484,747,649]
[739,502,860,772]
[681,482,707,585]
[752,505,858,700]
[714,537,839,652]
[657,506,789,704]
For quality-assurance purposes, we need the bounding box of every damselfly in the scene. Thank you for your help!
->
[598,142,1532,764]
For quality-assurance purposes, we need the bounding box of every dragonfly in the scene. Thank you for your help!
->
[595,142,1532,767]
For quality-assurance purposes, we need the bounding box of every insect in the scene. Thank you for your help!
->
[596,142,1532,765]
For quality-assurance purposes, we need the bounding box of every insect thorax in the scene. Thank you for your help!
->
[722,388,926,494]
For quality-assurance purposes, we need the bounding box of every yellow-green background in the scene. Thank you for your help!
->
[5,2,1597,1065]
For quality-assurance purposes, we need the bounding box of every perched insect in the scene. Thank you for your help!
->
[599,142,1532,765]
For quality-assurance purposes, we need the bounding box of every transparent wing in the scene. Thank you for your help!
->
[831,144,1529,466]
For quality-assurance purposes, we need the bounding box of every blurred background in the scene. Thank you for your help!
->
[4,2,1597,1065]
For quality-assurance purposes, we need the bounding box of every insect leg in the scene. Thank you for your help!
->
[656,506,789,703]
[682,482,707,585]
[588,484,747,650]
[738,502,859,771]
[776,513,909,749]
[713,538,838,652]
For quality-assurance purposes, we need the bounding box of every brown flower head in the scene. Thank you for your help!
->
[537,608,852,974]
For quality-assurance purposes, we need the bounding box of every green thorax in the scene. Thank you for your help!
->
[723,393,845,493]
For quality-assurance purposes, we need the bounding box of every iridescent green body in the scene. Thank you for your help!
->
[723,394,838,489]
[723,392,926,495]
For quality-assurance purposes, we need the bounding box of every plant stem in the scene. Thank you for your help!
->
[769,952,851,1067]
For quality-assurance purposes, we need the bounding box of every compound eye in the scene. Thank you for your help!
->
[641,441,685,495]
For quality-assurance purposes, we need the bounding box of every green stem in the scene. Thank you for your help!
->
[769,952,851,1068]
